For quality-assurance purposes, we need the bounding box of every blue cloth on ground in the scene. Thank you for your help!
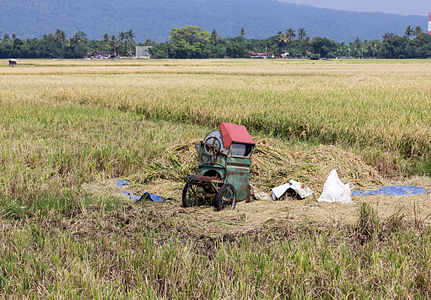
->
[352,185,428,197]
[117,179,165,202]
[116,180,130,188]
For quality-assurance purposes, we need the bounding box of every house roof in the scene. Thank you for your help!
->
[248,51,272,56]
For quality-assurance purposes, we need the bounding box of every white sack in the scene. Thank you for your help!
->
[272,180,313,200]
[318,169,353,204]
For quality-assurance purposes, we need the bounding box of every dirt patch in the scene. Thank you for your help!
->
[218,176,431,228]
[81,142,429,237]
[235,192,431,228]
[82,176,430,240]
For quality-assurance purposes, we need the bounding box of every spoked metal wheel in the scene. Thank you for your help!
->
[216,184,236,211]
[182,182,200,207]
[204,137,221,156]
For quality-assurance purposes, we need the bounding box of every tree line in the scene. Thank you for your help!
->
[1,25,431,59]
[0,29,136,59]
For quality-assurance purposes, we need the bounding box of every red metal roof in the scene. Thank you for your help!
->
[219,122,255,148]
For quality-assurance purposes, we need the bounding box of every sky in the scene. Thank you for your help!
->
[279,0,429,16]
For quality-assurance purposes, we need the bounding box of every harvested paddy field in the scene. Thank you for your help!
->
[1,59,431,298]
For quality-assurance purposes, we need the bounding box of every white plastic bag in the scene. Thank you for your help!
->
[318,169,353,204]
[272,180,313,200]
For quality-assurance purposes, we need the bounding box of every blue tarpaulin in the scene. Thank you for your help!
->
[117,180,165,202]
[352,185,428,197]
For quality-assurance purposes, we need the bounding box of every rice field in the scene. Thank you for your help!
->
[1,58,431,298]
[3,59,431,174]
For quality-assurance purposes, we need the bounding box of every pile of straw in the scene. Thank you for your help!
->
[160,138,383,195]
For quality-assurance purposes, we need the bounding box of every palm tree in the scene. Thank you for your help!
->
[109,35,118,57]
[127,29,135,40]
[405,26,414,39]
[382,32,394,42]
[353,37,363,57]
[102,33,110,52]
[127,29,135,55]
[414,26,423,37]
[297,28,306,42]
[286,28,296,42]
[240,28,245,38]
[119,31,127,56]
[211,29,218,44]
[119,31,126,42]
[69,31,87,57]
[367,40,379,57]
[102,33,110,43]
[276,31,287,47]
[70,32,80,49]
[72,31,86,46]
[55,29,66,58]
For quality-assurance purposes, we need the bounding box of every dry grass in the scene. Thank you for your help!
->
[161,138,383,197]
[2,59,431,176]
[1,59,431,298]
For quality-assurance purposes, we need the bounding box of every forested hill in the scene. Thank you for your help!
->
[0,0,425,42]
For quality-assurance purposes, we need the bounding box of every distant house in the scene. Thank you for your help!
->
[88,51,114,59]
[281,51,289,59]
[136,46,152,59]
[248,51,274,59]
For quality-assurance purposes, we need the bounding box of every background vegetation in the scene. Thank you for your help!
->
[1,25,431,59]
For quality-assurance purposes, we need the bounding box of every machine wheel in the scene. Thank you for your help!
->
[182,182,199,207]
[204,137,221,156]
[216,184,236,211]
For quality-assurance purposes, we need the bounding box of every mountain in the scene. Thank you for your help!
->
[0,0,426,42]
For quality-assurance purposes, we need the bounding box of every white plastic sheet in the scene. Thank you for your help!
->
[318,169,353,204]
[272,180,313,200]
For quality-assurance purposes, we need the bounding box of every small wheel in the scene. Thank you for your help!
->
[204,137,221,156]
[216,184,236,211]
[182,182,199,207]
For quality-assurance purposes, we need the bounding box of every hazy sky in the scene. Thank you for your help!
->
[279,0,429,16]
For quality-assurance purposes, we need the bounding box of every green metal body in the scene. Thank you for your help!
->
[195,142,251,202]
